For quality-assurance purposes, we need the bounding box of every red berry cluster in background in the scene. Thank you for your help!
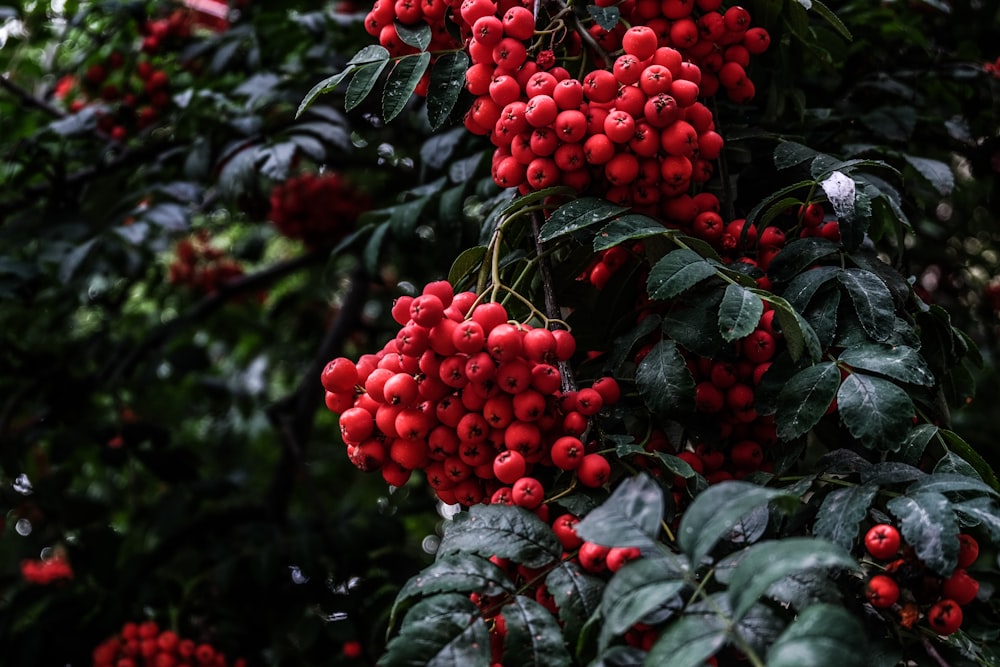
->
[321,280,621,507]
[20,552,73,585]
[267,172,371,247]
[862,524,981,636]
[167,230,245,294]
[53,2,231,140]
[91,620,245,667]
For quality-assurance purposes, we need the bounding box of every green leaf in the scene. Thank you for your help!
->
[745,179,816,231]
[502,595,572,667]
[636,339,695,415]
[813,483,879,550]
[767,603,867,667]
[907,473,999,499]
[727,538,857,621]
[762,294,823,362]
[427,52,470,130]
[838,344,934,386]
[394,554,515,608]
[718,284,764,342]
[678,481,799,566]
[346,59,390,111]
[953,497,1000,541]
[297,45,389,117]
[538,197,630,243]
[784,267,841,312]
[662,288,727,358]
[898,424,937,466]
[364,221,391,274]
[767,238,841,283]
[448,246,486,288]
[647,248,719,299]
[379,594,490,667]
[598,554,689,651]
[439,505,562,569]
[594,214,667,251]
[775,362,841,441]
[395,20,432,50]
[938,429,1000,491]
[590,646,647,667]
[383,52,432,123]
[608,314,661,373]
[587,4,620,30]
[837,373,914,450]
[886,491,959,576]
[575,474,665,549]
[902,154,954,196]
[860,462,926,486]
[836,268,895,342]
[774,141,819,170]
[643,612,726,667]
[544,561,605,640]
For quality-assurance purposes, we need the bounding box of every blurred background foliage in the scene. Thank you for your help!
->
[0,0,997,664]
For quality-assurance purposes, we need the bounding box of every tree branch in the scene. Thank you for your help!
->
[107,249,327,383]
[531,209,578,393]
[266,262,370,523]
[0,73,65,119]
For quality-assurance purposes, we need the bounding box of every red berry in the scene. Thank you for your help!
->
[942,569,979,606]
[577,453,611,487]
[958,534,979,567]
[865,574,900,608]
[864,524,901,560]
[927,599,963,635]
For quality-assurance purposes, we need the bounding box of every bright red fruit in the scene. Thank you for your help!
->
[865,524,901,560]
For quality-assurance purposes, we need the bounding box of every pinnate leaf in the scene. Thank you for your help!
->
[636,339,695,415]
[501,595,572,667]
[718,283,764,342]
[813,483,878,550]
[767,603,867,667]
[838,343,934,386]
[379,594,490,667]
[886,491,959,576]
[574,473,665,550]
[775,362,841,441]
[439,504,562,568]
[836,373,914,450]
[678,481,800,566]
[383,53,431,122]
[647,248,719,300]
[538,197,628,242]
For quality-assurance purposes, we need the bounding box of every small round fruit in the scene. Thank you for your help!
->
[927,598,963,635]
[942,569,979,606]
[865,524,901,560]
[865,574,900,609]
[957,534,979,568]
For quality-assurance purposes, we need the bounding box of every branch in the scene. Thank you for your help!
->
[0,74,65,119]
[531,209,578,393]
[0,138,183,220]
[266,262,371,523]
[545,0,610,65]
[107,249,327,383]
[921,635,952,667]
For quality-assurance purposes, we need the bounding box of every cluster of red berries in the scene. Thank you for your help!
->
[54,3,231,140]
[863,523,981,636]
[91,620,245,667]
[20,553,73,585]
[167,230,245,294]
[322,280,621,507]
[267,172,371,247]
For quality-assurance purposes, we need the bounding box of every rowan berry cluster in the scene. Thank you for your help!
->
[167,230,245,294]
[20,553,73,585]
[322,280,621,507]
[54,3,230,140]
[267,172,371,247]
[863,523,981,636]
[91,620,245,667]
